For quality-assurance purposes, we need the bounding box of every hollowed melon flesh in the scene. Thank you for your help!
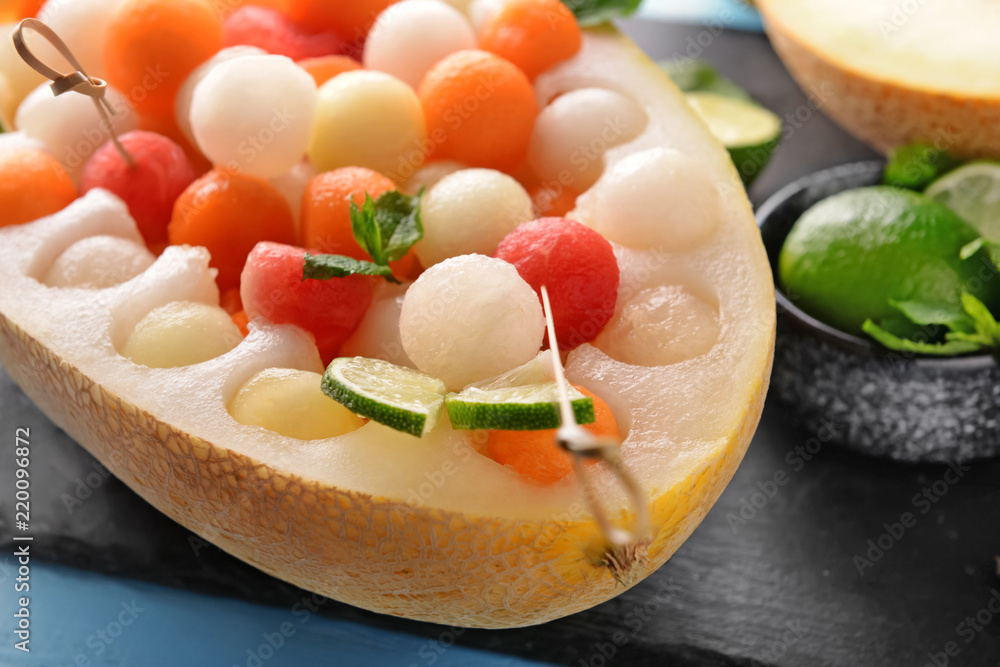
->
[0,27,774,628]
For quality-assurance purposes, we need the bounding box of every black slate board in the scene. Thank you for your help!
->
[3,17,1000,667]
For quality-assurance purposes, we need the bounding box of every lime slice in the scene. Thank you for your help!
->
[925,162,1000,243]
[321,357,446,437]
[686,91,782,185]
[465,350,555,391]
[446,382,595,431]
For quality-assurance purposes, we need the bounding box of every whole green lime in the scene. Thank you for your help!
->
[779,186,1000,334]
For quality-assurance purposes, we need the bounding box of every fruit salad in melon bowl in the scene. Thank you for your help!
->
[0,0,774,628]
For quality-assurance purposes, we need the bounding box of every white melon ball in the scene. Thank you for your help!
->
[0,23,46,124]
[469,0,512,29]
[308,70,426,180]
[0,130,45,156]
[120,301,243,368]
[44,235,154,289]
[528,88,647,191]
[400,254,544,390]
[596,285,720,366]
[573,147,720,251]
[36,0,123,79]
[176,46,266,145]
[270,159,316,230]
[229,368,364,440]
[400,160,464,194]
[191,54,318,179]
[341,282,414,367]
[16,83,137,182]
[415,168,534,268]
[364,0,476,90]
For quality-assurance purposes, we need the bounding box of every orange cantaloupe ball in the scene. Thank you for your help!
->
[298,55,363,87]
[211,0,288,18]
[478,0,582,80]
[0,0,44,21]
[103,0,224,121]
[418,49,537,172]
[0,149,77,228]
[487,387,620,485]
[168,168,297,292]
[301,166,417,279]
[286,0,395,43]
[529,183,580,218]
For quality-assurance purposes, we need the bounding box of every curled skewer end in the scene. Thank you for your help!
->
[11,18,136,168]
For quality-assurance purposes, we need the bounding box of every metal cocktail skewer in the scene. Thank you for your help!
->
[540,285,650,553]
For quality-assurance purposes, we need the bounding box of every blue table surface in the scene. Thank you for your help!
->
[641,0,763,31]
[0,2,761,666]
[0,561,555,667]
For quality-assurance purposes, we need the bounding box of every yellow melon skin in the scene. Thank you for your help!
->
[0,26,775,628]
[758,1,1000,159]
[0,311,769,628]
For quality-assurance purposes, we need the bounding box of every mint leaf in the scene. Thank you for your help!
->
[883,142,961,190]
[888,299,973,334]
[379,191,423,261]
[349,190,423,266]
[560,0,643,26]
[875,314,930,339]
[862,319,985,356]
[350,195,382,263]
[957,293,1000,345]
[312,189,422,283]
[304,254,396,282]
[864,292,1000,355]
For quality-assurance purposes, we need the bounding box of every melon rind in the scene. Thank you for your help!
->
[0,27,774,628]
[756,0,1000,158]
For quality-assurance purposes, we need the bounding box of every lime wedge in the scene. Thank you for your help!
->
[445,382,595,431]
[925,161,1000,243]
[686,91,782,185]
[321,357,446,437]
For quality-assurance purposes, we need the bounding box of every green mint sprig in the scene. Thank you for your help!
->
[350,190,423,266]
[303,189,423,285]
[560,0,643,26]
[304,254,394,281]
[862,292,1000,356]
[883,142,961,191]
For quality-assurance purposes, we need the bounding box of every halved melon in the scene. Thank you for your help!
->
[0,26,774,628]
[757,0,1000,158]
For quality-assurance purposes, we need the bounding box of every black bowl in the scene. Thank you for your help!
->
[757,161,1000,462]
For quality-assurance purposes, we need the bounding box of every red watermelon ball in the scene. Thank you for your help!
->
[223,5,345,61]
[82,131,197,248]
[240,241,375,363]
[495,217,620,350]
